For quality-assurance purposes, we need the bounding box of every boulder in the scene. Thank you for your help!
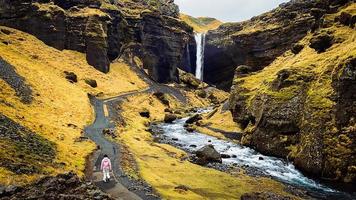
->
[139,109,150,118]
[64,71,77,83]
[164,114,177,123]
[85,79,97,88]
[174,185,189,192]
[195,144,222,164]
[309,33,334,53]
[196,89,207,98]
[221,154,231,159]
[291,43,304,54]
[164,108,173,113]
[339,12,355,27]
[208,93,219,104]
[153,92,170,106]
[185,125,195,132]
[234,65,257,78]
[310,8,326,20]
[271,69,293,91]
[102,128,116,138]
[178,69,201,89]
[185,114,202,124]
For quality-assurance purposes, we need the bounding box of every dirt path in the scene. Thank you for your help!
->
[85,66,187,199]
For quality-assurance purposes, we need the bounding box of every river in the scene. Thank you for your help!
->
[151,108,356,200]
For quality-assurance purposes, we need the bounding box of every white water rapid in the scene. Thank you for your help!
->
[195,33,206,80]
[151,108,355,200]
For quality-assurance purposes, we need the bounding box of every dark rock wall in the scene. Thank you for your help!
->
[0,0,195,81]
[140,12,193,82]
[227,1,356,183]
[204,0,347,91]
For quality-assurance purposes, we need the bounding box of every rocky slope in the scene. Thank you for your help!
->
[0,0,196,83]
[204,0,352,91]
[0,172,113,200]
[228,2,356,183]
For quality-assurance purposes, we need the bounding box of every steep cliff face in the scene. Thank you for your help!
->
[140,11,194,82]
[204,0,350,91]
[0,0,194,82]
[228,2,356,183]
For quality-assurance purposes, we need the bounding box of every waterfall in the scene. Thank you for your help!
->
[195,33,206,80]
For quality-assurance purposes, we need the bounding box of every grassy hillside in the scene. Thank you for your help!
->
[180,14,222,32]
[0,26,147,185]
[0,26,299,199]
[229,3,356,182]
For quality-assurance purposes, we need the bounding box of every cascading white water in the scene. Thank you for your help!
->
[195,33,206,80]
[151,109,356,199]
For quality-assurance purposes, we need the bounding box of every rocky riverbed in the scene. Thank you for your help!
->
[150,108,356,200]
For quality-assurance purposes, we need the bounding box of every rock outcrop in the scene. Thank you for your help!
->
[0,0,195,82]
[204,0,350,90]
[0,172,113,200]
[228,2,356,183]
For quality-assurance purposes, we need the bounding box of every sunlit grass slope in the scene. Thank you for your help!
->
[0,26,146,185]
[117,94,297,200]
[180,14,222,33]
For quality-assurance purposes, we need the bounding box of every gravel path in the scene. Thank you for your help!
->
[85,65,187,199]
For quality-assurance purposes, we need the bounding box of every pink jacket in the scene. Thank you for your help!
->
[101,157,112,170]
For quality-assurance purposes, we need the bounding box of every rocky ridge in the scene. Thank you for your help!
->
[204,0,352,90]
[0,172,113,200]
[228,1,356,183]
[0,0,196,83]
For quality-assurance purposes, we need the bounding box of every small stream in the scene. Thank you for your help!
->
[151,108,355,200]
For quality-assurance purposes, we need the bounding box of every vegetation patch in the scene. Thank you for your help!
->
[0,114,56,174]
[0,57,33,104]
[180,14,222,32]
[228,4,356,182]
[0,26,146,184]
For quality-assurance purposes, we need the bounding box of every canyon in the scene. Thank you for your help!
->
[0,0,355,199]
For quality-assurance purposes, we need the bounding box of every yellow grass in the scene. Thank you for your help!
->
[239,24,356,108]
[118,94,297,199]
[0,26,146,185]
[180,14,222,33]
[196,105,242,140]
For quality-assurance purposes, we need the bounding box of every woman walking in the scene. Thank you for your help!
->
[100,154,112,182]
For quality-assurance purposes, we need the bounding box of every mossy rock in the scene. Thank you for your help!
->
[64,71,78,83]
[309,32,334,53]
[153,92,170,106]
[85,79,98,88]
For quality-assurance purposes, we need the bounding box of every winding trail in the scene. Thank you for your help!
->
[84,65,187,199]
